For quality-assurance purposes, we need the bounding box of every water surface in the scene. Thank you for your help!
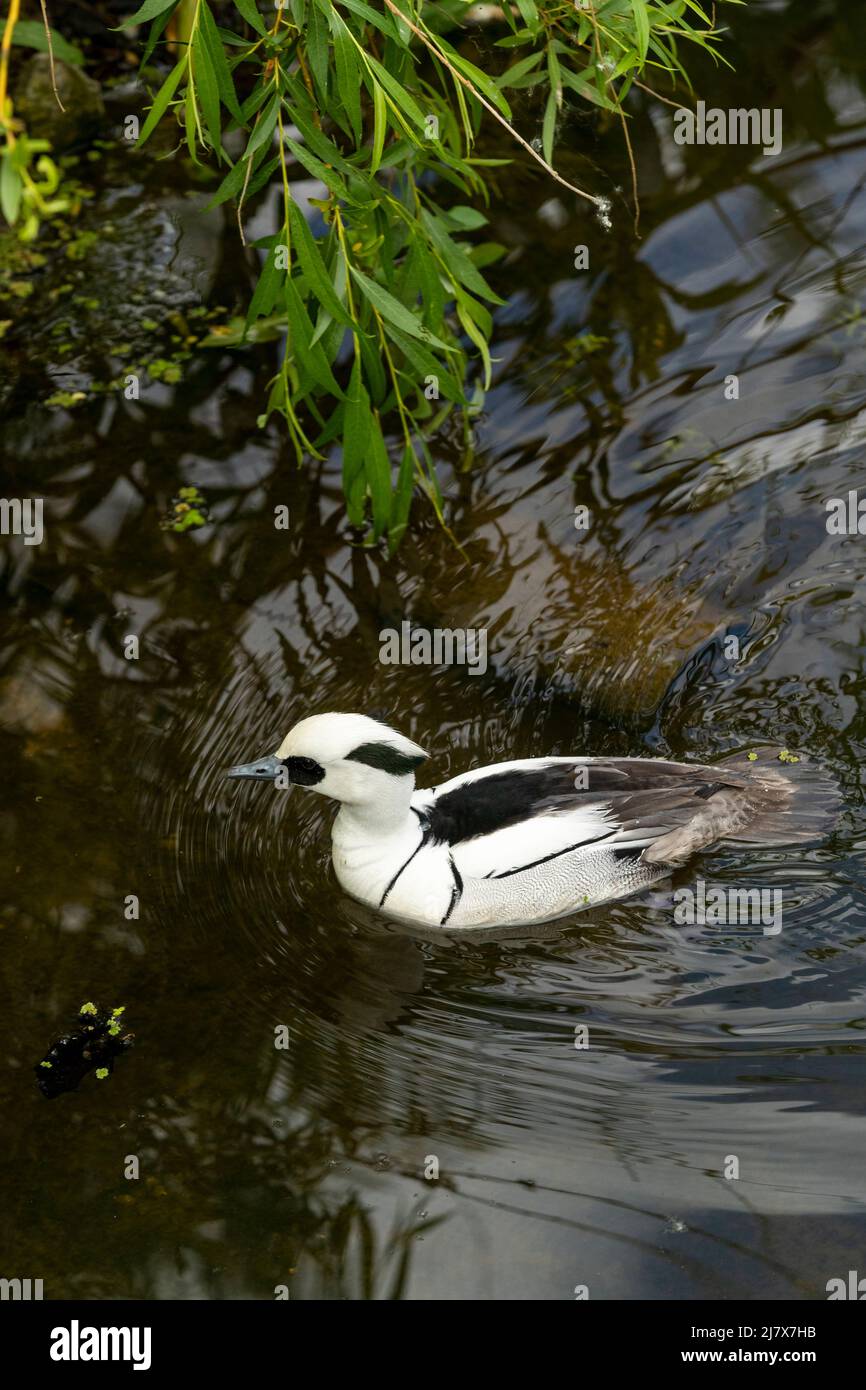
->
[2,0,866,1299]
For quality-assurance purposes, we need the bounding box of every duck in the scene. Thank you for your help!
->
[227,713,837,930]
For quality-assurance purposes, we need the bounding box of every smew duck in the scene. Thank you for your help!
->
[227,713,836,929]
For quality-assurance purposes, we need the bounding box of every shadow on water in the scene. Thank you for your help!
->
[2,0,866,1297]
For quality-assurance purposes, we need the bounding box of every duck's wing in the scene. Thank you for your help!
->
[414,756,759,881]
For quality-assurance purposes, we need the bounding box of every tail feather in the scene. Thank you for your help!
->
[718,747,840,847]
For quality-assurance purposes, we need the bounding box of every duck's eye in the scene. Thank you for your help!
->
[282,756,325,786]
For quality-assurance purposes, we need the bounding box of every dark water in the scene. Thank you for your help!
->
[2,1,866,1299]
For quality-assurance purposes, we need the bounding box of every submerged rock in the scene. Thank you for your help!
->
[15,55,105,150]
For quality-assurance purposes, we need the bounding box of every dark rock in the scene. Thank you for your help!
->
[15,55,105,150]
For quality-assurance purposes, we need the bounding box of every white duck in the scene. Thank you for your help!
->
[227,713,835,929]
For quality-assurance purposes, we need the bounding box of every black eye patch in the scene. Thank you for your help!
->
[282,756,326,786]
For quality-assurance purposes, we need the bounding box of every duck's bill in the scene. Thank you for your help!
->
[226,754,283,781]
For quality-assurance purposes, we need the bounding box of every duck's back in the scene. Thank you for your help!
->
[397,751,837,928]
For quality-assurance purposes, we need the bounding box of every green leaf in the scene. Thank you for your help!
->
[2,19,84,65]
[513,0,540,34]
[631,0,650,61]
[445,206,488,231]
[365,420,392,540]
[246,242,285,325]
[282,132,355,203]
[456,297,492,392]
[334,0,399,42]
[0,155,22,225]
[192,30,222,153]
[434,36,513,120]
[387,327,464,404]
[138,55,188,146]
[547,44,562,108]
[244,89,279,158]
[288,202,355,326]
[231,0,268,35]
[206,149,257,209]
[388,444,416,552]
[420,210,503,305]
[560,66,619,113]
[343,357,370,527]
[370,80,386,175]
[119,0,180,27]
[496,51,543,88]
[333,20,362,143]
[306,1,329,99]
[284,279,344,398]
[199,1,245,122]
[349,266,453,351]
[365,54,426,134]
[542,87,557,167]
[289,102,357,175]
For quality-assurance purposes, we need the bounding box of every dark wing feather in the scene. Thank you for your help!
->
[424,758,750,848]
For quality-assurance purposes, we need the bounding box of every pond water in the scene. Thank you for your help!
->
[2,1,866,1299]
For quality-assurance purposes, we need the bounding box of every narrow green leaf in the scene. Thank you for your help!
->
[334,0,399,42]
[282,132,356,203]
[306,1,329,98]
[435,36,513,120]
[244,89,279,158]
[370,80,386,175]
[231,0,268,35]
[118,0,179,27]
[513,0,540,34]
[496,51,543,88]
[387,327,464,404]
[284,279,344,398]
[349,266,453,351]
[206,149,258,209]
[456,300,492,392]
[333,23,362,144]
[631,0,650,62]
[288,202,355,326]
[343,357,370,527]
[365,54,426,133]
[365,422,392,540]
[420,210,503,305]
[246,243,284,325]
[0,156,22,225]
[192,31,222,153]
[542,87,557,167]
[388,444,416,552]
[138,55,188,146]
[2,19,84,65]
[199,1,245,122]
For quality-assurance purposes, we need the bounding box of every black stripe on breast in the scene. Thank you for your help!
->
[440,857,464,925]
[379,829,429,908]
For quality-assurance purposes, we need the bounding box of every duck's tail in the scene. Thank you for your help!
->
[719,747,841,847]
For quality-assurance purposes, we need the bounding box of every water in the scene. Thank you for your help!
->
[2,2,866,1299]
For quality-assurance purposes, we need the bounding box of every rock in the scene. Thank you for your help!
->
[15,55,104,150]
[0,669,66,735]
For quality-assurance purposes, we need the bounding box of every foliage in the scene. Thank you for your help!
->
[0,5,82,240]
[12,0,736,547]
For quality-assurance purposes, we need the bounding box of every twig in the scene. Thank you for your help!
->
[39,0,65,112]
[381,0,603,206]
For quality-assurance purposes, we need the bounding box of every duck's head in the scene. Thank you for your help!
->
[227,712,428,806]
